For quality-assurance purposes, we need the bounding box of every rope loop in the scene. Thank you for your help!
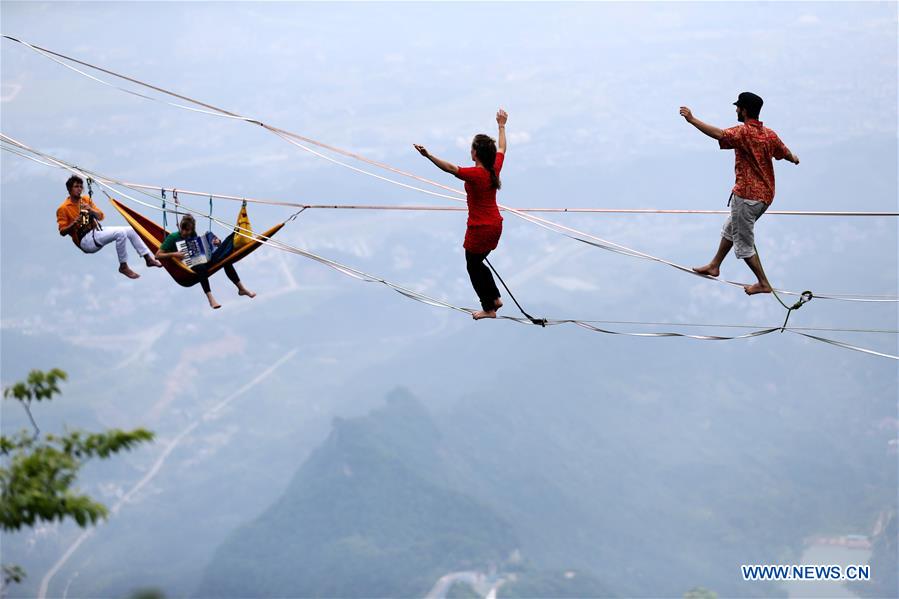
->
[287,206,308,222]
[792,290,814,310]
[780,290,814,332]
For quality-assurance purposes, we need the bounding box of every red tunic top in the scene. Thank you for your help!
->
[455,152,504,252]
[719,119,789,204]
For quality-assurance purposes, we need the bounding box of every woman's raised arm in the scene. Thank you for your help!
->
[496,108,508,154]
[413,144,459,175]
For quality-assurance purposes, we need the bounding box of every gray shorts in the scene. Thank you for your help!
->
[721,194,768,259]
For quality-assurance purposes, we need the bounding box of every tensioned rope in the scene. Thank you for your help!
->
[1,147,891,217]
[266,108,899,304]
[5,35,896,304]
[8,141,899,310]
[0,135,472,310]
[4,134,895,360]
[5,137,898,334]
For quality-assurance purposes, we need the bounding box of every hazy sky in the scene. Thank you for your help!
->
[3,1,896,350]
[1,1,897,413]
[1,3,897,595]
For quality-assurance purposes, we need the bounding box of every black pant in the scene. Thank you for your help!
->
[199,264,240,294]
[465,250,500,311]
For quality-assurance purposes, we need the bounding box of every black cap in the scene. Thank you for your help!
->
[734,92,763,114]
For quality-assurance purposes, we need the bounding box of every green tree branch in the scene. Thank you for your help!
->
[0,368,155,586]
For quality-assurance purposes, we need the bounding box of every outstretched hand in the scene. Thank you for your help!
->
[496,108,508,126]
[679,106,694,122]
[413,144,429,158]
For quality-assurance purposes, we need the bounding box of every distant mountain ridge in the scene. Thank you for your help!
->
[196,390,520,597]
[197,363,893,598]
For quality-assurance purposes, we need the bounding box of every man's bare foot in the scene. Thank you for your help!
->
[472,310,497,320]
[118,264,140,279]
[692,264,720,277]
[144,255,163,268]
[494,298,503,310]
[744,283,772,295]
[238,288,256,299]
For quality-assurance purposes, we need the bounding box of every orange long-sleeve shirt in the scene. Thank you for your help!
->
[56,195,105,247]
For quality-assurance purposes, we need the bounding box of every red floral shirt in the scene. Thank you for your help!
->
[719,119,789,204]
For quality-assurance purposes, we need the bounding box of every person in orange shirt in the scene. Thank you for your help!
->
[56,175,161,278]
[680,92,799,295]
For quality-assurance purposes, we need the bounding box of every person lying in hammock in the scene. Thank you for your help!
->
[156,213,256,309]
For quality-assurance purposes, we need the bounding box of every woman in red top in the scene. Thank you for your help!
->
[414,108,508,319]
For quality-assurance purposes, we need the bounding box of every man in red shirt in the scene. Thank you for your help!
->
[680,92,799,295]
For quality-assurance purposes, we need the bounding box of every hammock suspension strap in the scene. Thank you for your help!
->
[161,188,167,230]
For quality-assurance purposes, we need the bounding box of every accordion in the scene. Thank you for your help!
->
[176,232,215,267]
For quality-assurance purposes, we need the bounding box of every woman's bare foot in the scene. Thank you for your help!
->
[238,286,256,299]
[207,293,222,309]
[744,282,772,295]
[144,254,163,268]
[472,310,497,320]
[494,298,503,310]
[118,264,140,279]
[692,264,720,277]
